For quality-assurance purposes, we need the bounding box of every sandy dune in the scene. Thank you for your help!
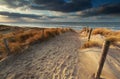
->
[78,34,120,79]
[79,48,120,79]
[0,32,81,79]
[0,31,120,79]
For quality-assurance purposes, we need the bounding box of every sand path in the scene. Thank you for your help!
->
[0,32,81,79]
[0,32,120,79]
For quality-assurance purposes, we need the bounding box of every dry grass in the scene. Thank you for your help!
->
[80,27,90,33]
[92,28,120,43]
[106,36,120,44]
[81,28,120,49]
[81,27,120,42]
[92,28,120,37]
[81,41,101,49]
[80,27,90,37]
[0,26,73,60]
[92,28,112,36]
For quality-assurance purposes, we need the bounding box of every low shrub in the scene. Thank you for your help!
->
[106,36,120,44]
[92,28,112,36]
[81,41,101,49]
[0,27,73,60]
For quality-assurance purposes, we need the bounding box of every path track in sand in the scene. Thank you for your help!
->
[0,32,82,79]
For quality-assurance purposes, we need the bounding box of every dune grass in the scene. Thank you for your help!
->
[92,28,120,43]
[81,41,101,49]
[80,27,120,43]
[92,28,112,36]
[0,26,72,60]
[81,28,120,49]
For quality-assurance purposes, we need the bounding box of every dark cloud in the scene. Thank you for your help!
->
[79,3,120,17]
[31,0,91,12]
[98,4,120,14]
[0,0,30,8]
[91,0,120,7]
[0,0,120,18]
[1,0,120,14]
[0,11,41,19]
[0,11,66,21]
[0,0,91,12]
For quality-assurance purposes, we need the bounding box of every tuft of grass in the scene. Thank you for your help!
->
[0,26,73,60]
[9,42,23,54]
[92,28,112,36]
[92,28,120,37]
[81,27,120,49]
[106,36,120,44]
[80,27,90,33]
[0,33,3,38]
[92,28,120,43]
[81,41,101,49]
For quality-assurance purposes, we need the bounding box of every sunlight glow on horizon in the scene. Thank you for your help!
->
[0,15,16,22]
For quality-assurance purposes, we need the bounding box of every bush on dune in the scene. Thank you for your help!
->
[81,28,120,49]
[0,27,72,59]
[92,28,112,36]
[92,28,120,43]
[92,28,120,37]
[81,41,101,49]
[80,27,89,33]
[9,42,23,54]
[106,36,120,44]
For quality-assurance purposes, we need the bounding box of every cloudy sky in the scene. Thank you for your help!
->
[0,0,120,23]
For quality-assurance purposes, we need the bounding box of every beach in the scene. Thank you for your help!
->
[0,26,120,79]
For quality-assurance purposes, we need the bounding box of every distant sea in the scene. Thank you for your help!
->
[0,22,120,30]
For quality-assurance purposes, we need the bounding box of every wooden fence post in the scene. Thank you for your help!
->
[42,28,44,39]
[3,39,11,55]
[88,28,93,41]
[95,40,111,79]
[86,26,89,36]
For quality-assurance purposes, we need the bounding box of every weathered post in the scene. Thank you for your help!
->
[3,39,11,55]
[95,40,111,79]
[42,28,44,39]
[86,26,89,36]
[88,28,93,41]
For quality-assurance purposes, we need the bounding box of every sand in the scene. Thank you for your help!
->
[0,31,120,79]
[78,33,120,79]
[0,32,81,79]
